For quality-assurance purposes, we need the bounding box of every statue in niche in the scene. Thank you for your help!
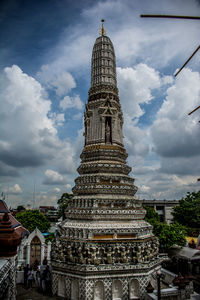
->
[115,247,121,263]
[100,247,106,264]
[120,247,128,263]
[94,281,104,300]
[71,280,79,300]
[136,246,143,263]
[130,279,140,299]
[87,247,93,265]
[77,246,86,264]
[67,246,75,263]
[112,280,122,300]
[146,243,152,261]
[105,122,111,143]
[56,240,65,261]
[51,242,58,260]
[107,247,114,264]
[132,248,137,264]
[93,247,100,265]
[105,117,112,143]
[126,246,131,263]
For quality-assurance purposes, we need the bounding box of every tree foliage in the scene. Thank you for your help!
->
[144,206,160,224]
[16,210,50,233]
[172,191,200,229]
[144,206,186,251]
[153,222,186,250]
[16,205,26,212]
[57,193,73,220]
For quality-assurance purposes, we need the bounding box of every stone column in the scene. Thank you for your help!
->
[27,244,31,265]
[41,242,45,263]
[101,116,105,142]
[47,241,51,264]
[164,204,167,223]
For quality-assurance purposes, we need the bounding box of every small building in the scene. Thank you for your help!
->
[39,206,59,222]
[145,268,200,300]
[17,227,51,268]
[142,199,179,224]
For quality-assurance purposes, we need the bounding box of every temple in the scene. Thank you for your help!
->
[51,21,164,300]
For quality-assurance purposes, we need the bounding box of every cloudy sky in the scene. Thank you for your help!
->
[0,0,200,208]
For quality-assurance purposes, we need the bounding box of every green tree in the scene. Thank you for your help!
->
[144,206,186,251]
[16,210,50,233]
[172,191,200,229]
[144,206,160,225]
[17,205,26,212]
[153,222,186,251]
[57,193,73,220]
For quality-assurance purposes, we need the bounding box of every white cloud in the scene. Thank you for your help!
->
[124,115,149,158]
[54,187,61,193]
[8,184,22,195]
[117,63,166,161]
[36,193,58,207]
[133,68,200,199]
[151,68,200,159]
[43,169,66,185]
[0,65,56,168]
[37,69,76,96]
[118,64,161,119]
[65,184,72,191]
[0,65,77,179]
[59,95,83,111]
[117,64,200,199]
[73,112,83,120]
[50,112,65,127]
[53,72,76,96]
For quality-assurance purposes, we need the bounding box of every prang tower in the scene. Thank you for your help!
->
[52,21,162,300]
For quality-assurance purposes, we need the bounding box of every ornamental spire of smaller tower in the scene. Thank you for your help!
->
[99,19,106,36]
[91,20,117,90]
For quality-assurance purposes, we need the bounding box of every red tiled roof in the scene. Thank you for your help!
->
[0,200,29,238]
[0,200,9,213]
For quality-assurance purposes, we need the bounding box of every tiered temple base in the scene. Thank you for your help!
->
[51,217,163,299]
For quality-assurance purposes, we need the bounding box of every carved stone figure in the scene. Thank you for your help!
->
[77,246,86,264]
[93,247,100,265]
[120,247,128,263]
[67,246,75,263]
[136,246,143,263]
[107,247,114,264]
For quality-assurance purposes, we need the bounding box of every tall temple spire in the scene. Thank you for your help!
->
[51,25,163,300]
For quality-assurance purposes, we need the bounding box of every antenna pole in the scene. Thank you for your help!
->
[188,105,200,115]
[175,45,200,77]
[140,14,200,20]
[33,181,36,209]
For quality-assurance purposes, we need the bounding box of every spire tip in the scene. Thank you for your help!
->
[99,19,106,36]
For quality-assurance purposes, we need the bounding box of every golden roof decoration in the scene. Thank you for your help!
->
[99,19,106,36]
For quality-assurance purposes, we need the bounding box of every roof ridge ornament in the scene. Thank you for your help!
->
[99,19,106,36]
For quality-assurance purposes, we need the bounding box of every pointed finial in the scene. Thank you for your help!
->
[99,19,106,36]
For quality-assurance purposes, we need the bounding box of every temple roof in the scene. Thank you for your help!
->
[0,199,9,213]
[169,246,200,261]
[0,199,29,257]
